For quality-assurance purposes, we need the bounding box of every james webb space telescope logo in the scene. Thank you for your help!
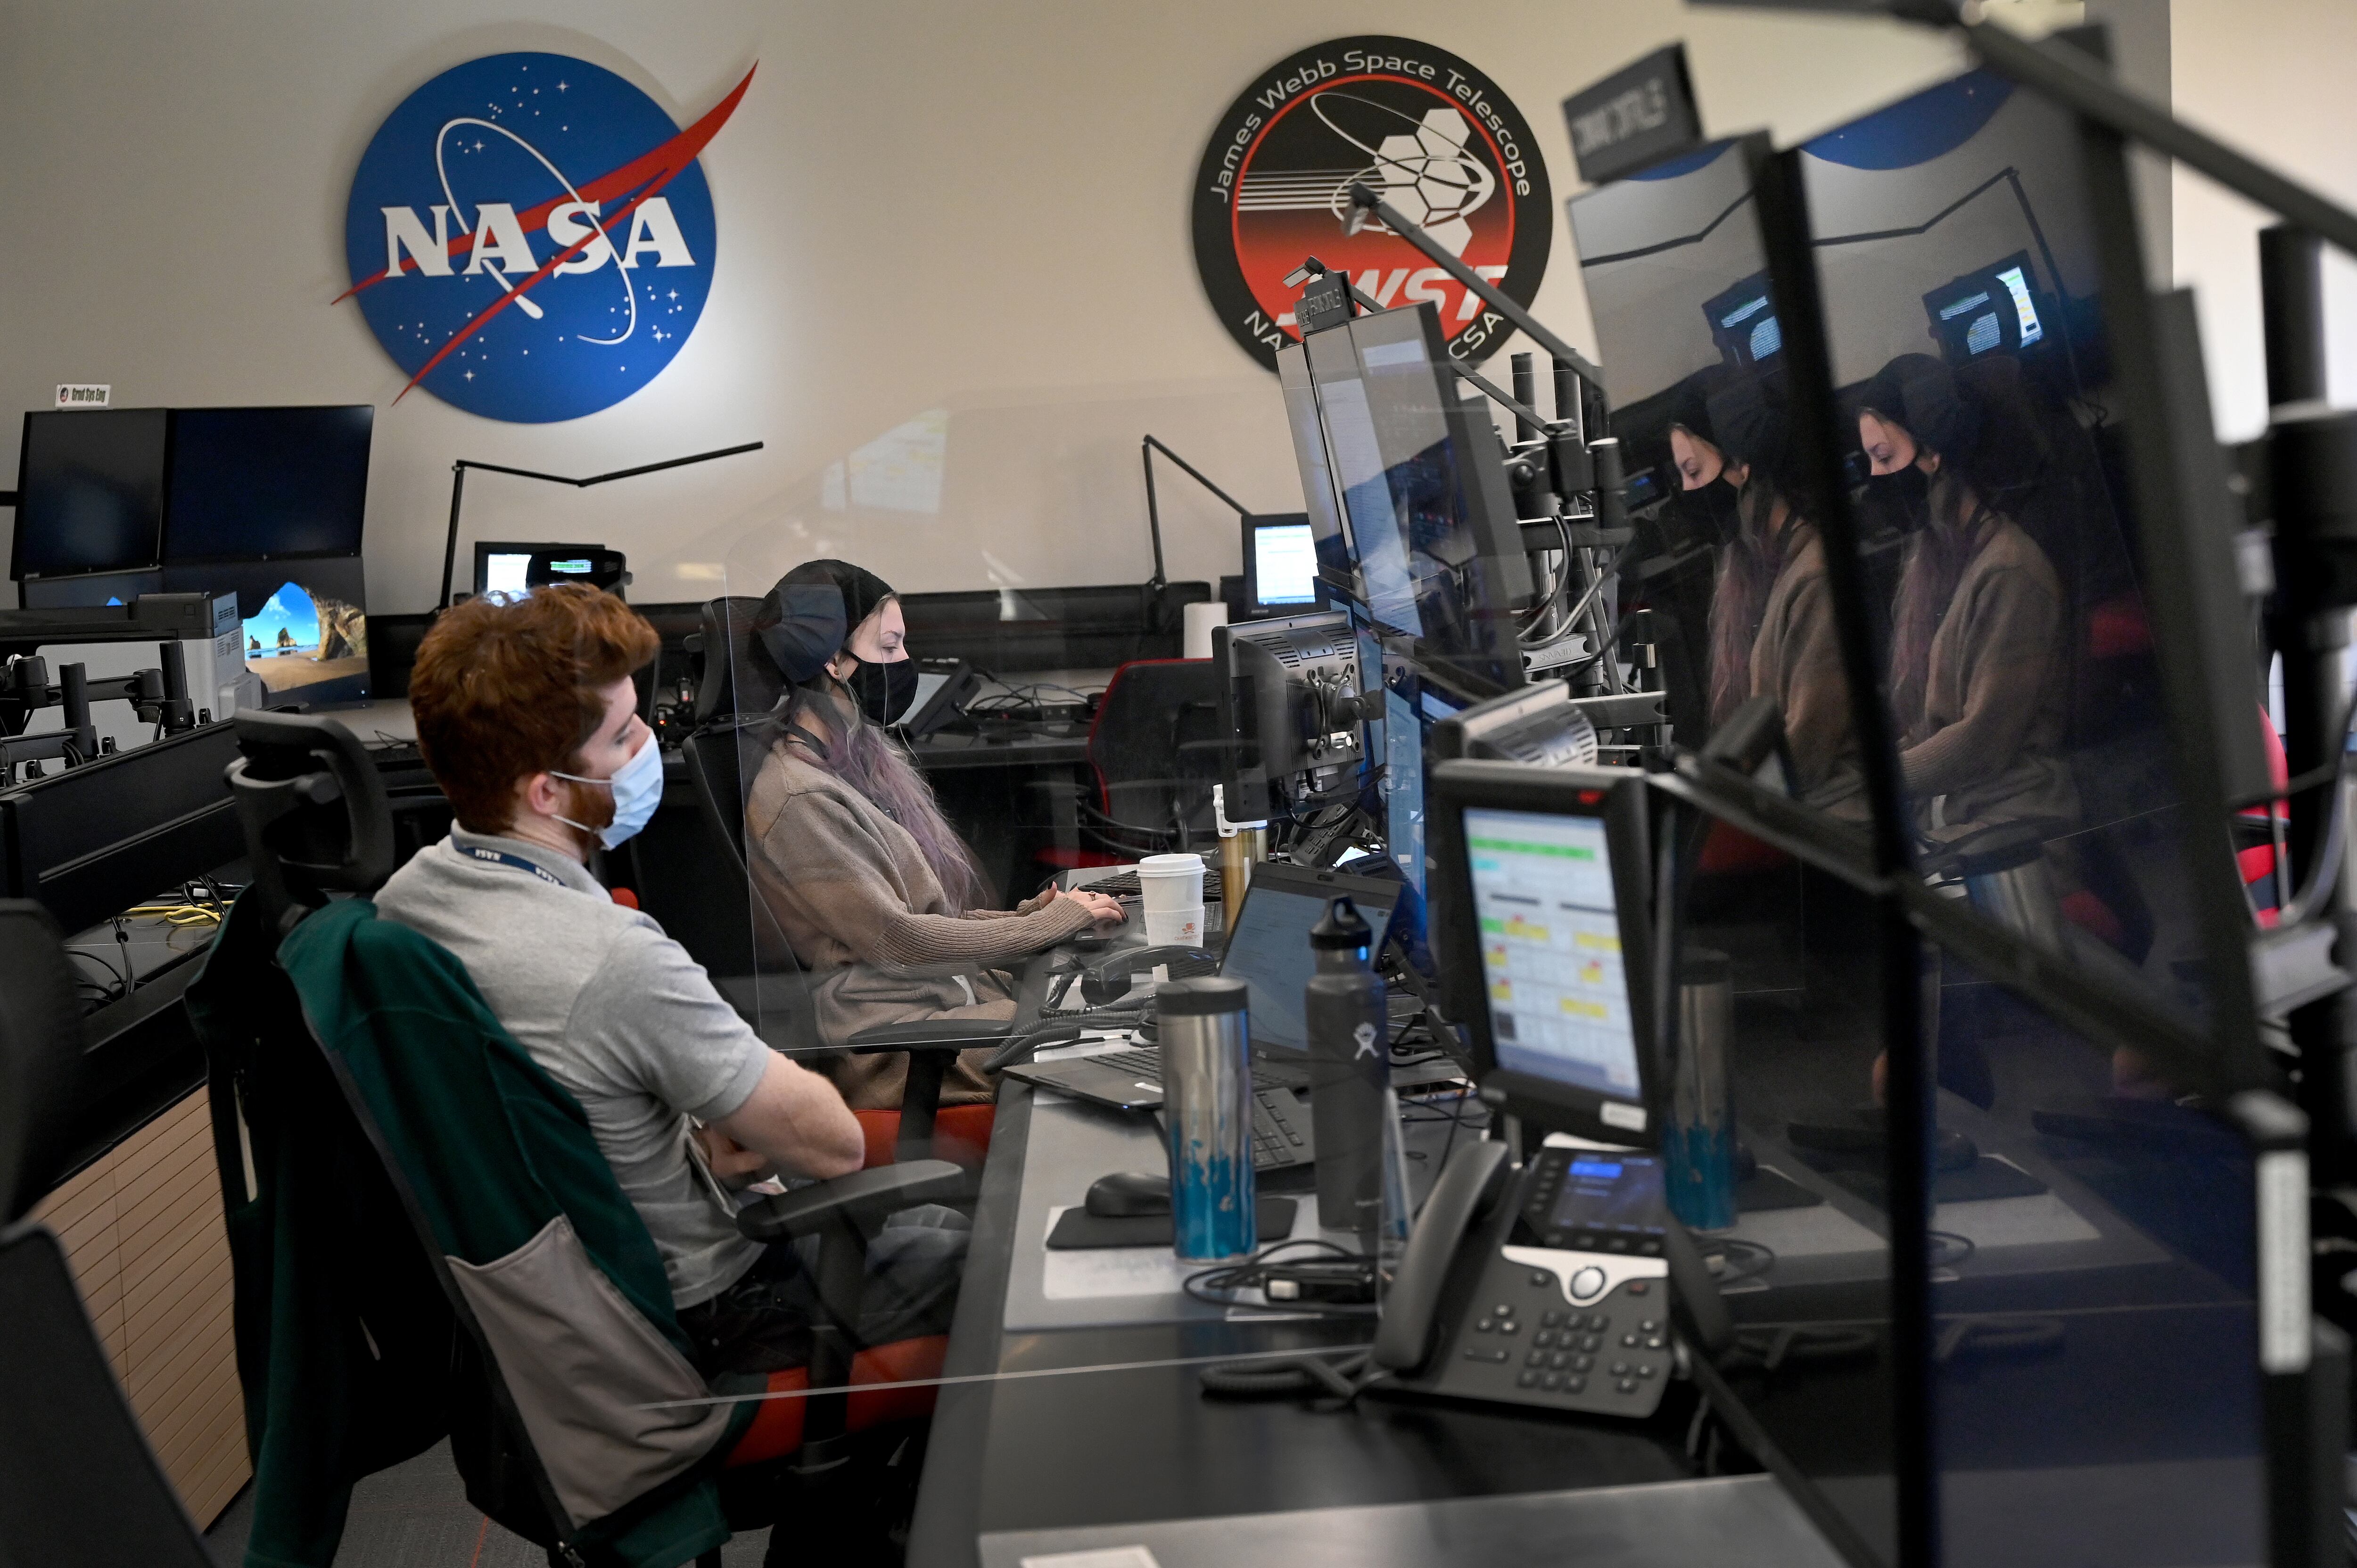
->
[340,52,750,423]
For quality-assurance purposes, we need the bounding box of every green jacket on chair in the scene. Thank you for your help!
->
[189,895,758,1568]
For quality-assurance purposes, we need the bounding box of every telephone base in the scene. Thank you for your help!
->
[1392,1248,1675,1419]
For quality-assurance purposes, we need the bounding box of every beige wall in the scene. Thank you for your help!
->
[2171,0,2357,440]
[0,1,1960,611]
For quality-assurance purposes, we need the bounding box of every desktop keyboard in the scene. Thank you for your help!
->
[1071,868,1221,901]
[1152,1085,1314,1173]
[1249,1086,1313,1170]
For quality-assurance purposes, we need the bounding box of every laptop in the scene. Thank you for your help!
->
[1004,861,1401,1134]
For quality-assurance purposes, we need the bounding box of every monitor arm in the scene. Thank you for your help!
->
[436,441,765,610]
[1139,436,1251,595]
[1342,184,1606,386]
[0,642,194,783]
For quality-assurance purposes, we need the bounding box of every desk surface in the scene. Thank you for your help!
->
[906,1077,1842,1568]
[912,728,1091,770]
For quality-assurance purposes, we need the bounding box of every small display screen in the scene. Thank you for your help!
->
[1547,1154,1666,1238]
[1465,805,1641,1100]
[1252,521,1319,605]
[482,552,533,602]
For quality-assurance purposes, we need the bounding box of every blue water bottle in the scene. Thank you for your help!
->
[1665,949,1737,1231]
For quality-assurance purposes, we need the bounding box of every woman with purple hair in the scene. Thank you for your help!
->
[1672,367,1862,815]
[1855,354,2076,840]
[742,559,1124,1111]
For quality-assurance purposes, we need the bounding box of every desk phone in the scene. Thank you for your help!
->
[1372,1141,1725,1420]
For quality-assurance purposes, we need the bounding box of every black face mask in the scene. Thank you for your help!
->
[846,657,918,725]
[1682,480,1743,549]
[1872,466,1931,532]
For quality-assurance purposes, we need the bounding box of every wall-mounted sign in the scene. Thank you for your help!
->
[1561,45,1702,187]
[339,52,751,423]
[1192,37,1551,371]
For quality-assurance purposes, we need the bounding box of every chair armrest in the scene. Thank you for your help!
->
[846,1018,1015,1054]
[734,1160,969,1242]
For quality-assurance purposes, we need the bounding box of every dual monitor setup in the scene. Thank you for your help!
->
[10,404,377,708]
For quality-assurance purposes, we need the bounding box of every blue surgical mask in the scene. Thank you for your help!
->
[552,729,662,849]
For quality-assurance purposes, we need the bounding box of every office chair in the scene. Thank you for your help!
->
[1032,657,1227,873]
[684,597,1011,1169]
[0,900,216,1566]
[207,711,970,1567]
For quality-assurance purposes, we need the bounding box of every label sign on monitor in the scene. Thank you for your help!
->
[54,384,110,408]
[1191,36,1552,372]
[1560,44,1703,187]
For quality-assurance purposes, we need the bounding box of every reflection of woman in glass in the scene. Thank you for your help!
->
[1670,369,1859,812]
[1857,355,2075,837]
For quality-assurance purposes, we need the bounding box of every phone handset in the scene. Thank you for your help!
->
[1371,1139,1510,1375]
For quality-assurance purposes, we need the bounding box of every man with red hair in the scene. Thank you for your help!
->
[375,585,951,1373]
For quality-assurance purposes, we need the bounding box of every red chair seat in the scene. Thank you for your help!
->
[1696,820,1789,876]
[724,1334,949,1466]
[853,1103,994,1169]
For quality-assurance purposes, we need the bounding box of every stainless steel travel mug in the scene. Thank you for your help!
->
[1157,976,1257,1261]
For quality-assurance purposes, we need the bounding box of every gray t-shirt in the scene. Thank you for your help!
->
[375,829,769,1306]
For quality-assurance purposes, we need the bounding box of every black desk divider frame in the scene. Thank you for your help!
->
[1549,41,2338,1554]
[1719,56,2327,1568]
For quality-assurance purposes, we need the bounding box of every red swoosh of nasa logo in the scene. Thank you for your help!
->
[337,63,755,402]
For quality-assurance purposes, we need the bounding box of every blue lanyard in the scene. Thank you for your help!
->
[460,844,567,887]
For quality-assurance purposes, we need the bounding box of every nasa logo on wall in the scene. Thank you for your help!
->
[1193,38,1551,371]
[340,52,752,423]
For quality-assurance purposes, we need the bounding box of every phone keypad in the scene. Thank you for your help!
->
[1439,1261,1671,1420]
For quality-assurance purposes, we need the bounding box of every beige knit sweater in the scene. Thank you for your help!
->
[1745,520,1866,819]
[1895,514,2077,838]
[743,737,1094,1109]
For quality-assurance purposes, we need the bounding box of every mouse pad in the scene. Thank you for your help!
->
[1824,1157,2049,1208]
[1047,1199,1296,1250]
[1737,1166,1824,1212]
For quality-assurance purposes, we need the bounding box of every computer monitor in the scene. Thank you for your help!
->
[1384,686,1428,895]
[1427,759,1653,1144]
[1275,342,1358,603]
[1212,608,1372,821]
[1241,513,1323,616]
[1920,250,2047,363]
[1286,301,1531,697]
[1703,270,1784,366]
[161,406,372,563]
[1213,861,1399,1058]
[17,569,165,610]
[11,410,169,585]
[165,554,371,708]
[470,540,599,602]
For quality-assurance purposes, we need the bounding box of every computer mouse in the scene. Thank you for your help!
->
[1933,1128,1979,1172]
[1084,1171,1172,1218]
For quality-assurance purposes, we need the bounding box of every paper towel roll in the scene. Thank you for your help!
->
[1183,601,1229,660]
